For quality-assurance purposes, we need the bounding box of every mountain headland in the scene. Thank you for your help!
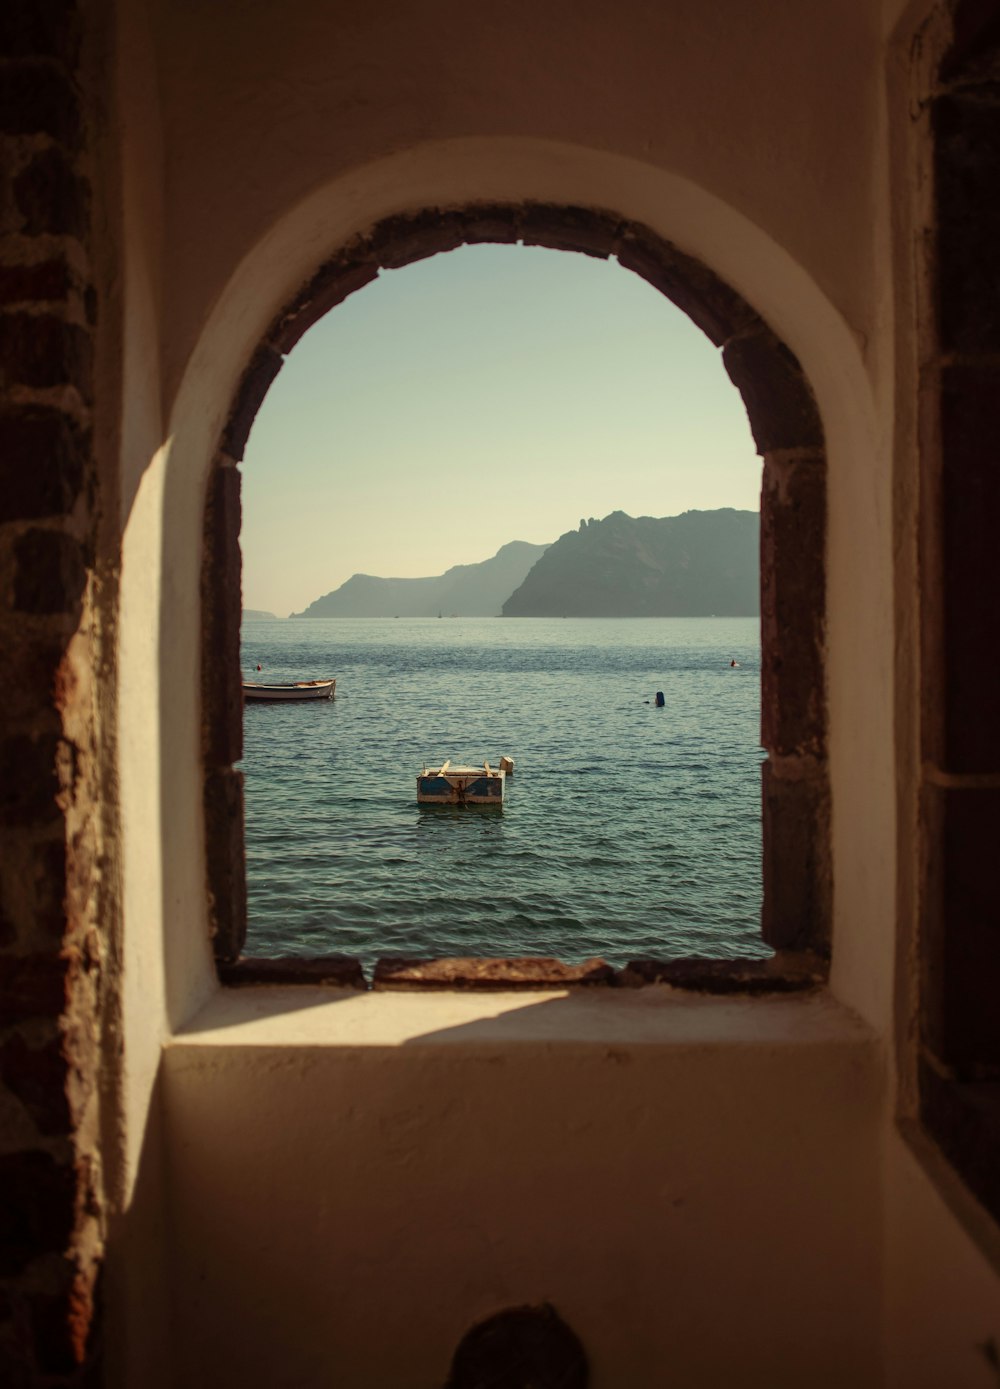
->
[290,509,759,618]
[502,509,759,616]
[292,540,549,618]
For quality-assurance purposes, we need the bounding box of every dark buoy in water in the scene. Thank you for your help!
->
[655,691,665,707]
[730,659,739,668]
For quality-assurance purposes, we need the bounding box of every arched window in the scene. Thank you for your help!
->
[201,205,830,991]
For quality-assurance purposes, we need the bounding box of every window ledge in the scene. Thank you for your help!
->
[172,982,874,1052]
[217,951,828,993]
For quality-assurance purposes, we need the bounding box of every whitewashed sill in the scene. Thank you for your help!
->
[171,985,876,1052]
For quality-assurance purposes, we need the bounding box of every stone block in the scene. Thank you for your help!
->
[0,0,82,65]
[452,203,523,246]
[220,345,282,461]
[218,956,367,988]
[518,202,618,258]
[920,1066,1000,1230]
[759,456,827,757]
[921,784,1000,1070]
[12,529,86,615]
[0,833,67,947]
[0,734,63,826]
[934,93,1000,355]
[30,1289,82,1374]
[13,147,89,238]
[0,952,72,1024]
[939,363,1000,772]
[0,258,72,306]
[0,1149,75,1276]
[368,207,467,269]
[268,259,378,355]
[0,314,92,396]
[940,0,1000,84]
[0,1032,70,1137]
[620,954,824,992]
[0,407,86,521]
[761,758,831,954]
[0,1335,33,1389]
[2,632,66,722]
[373,955,616,989]
[203,767,246,962]
[201,463,242,768]
[618,222,762,346]
[0,834,69,944]
[0,61,81,147]
[723,330,824,453]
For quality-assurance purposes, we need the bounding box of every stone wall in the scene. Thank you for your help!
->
[0,2,106,1381]
[918,0,1000,1226]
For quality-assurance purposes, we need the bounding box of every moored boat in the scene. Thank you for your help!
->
[417,759,507,806]
[242,678,336,703]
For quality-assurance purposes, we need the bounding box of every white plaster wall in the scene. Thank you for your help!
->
[111,0,899,1051]
[132,0,902,1044]
[155,130,889,1034]
[109,2,174,1385]
[148,0,882,404]
[104,0,1000,1382]
[165,989,882,1388]
[138,130,899,1383]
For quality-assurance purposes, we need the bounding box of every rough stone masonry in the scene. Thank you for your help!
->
[0,2,110,1382]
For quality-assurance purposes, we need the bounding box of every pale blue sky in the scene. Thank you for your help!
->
[241,244,760,616]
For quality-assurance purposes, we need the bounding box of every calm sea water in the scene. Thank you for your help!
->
[240,617,767,964]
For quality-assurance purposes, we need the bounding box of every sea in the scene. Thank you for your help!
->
[240,617,767,965]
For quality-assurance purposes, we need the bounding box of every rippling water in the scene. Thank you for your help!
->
[240,617,766,964]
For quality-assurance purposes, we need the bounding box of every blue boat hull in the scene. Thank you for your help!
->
[416,769,505,806]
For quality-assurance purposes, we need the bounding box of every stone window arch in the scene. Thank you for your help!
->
[201,204,830,989]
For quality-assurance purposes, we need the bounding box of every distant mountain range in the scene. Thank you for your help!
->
[288,510,759,619]
[292,541,549,618]
[243,608,277,620]
[502,509,759,616]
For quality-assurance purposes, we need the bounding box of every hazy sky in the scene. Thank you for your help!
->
[241,244,760,616]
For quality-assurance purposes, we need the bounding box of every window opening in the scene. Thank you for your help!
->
[202,204,830,990]
[240,243,762,968]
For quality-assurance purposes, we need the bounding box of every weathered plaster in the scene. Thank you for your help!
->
[165,989,883,1388]
[5,0,1000,1383]
[150,0,883,404]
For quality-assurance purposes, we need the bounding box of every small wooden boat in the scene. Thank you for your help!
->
[417,759,507,806]
[242,678,336,703]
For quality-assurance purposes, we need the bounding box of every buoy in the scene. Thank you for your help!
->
[256,663,262,671]
[655,691,665,707]
[730,659,739,668]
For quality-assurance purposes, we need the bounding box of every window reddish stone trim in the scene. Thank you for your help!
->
[372,957,618,990]
[919,1,1000,1225]
[203,204,831,986]
[218,956,366,988]
[202,459,246,961]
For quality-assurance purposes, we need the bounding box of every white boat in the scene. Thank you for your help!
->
[242,678,336,703]
[416,759,508,806]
